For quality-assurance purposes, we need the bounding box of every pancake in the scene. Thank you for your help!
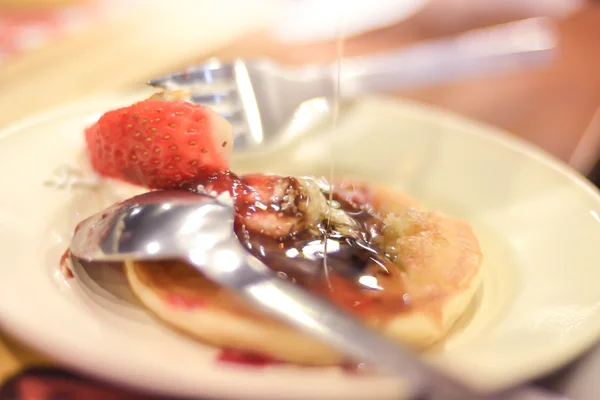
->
[123,178,483,365]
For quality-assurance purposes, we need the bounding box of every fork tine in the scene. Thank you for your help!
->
[191,91,238,104]
[148,59,234,87]
[148,59,252,146]
[211,106,244,121]
[187,82,237,97]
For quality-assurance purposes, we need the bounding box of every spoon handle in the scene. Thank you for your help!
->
[193,240,501,399]
[194,239,574,399]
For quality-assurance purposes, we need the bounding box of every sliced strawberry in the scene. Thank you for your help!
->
[85,99,233,189]
[333,181,375,211]
[237,174,282,204]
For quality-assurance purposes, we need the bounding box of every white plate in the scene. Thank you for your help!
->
[1,93,600,400]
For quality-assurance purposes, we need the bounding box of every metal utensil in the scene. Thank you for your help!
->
[70,190,569,400]
[149,17,556,151]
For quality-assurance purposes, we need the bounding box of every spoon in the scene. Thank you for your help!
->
[69,190,570,400]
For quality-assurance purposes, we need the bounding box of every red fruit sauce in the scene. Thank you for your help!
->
[216,349,285,367]
[59,249,74,279]
[216,349,366,373]
[165,293,205,310]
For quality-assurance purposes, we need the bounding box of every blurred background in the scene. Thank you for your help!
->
[1,0,599,183]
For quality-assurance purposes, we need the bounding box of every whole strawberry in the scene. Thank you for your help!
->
[85,99,233,189]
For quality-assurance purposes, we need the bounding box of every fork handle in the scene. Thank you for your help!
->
[337,17,556,98]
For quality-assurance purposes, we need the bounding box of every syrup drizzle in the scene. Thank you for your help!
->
[323,15,346,291]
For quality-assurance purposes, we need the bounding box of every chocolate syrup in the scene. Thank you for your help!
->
[182,172,410,316]
[231,181,408,315]
[180,169,241,196]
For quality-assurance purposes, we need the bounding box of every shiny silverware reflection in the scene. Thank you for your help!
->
[149,17,557,152]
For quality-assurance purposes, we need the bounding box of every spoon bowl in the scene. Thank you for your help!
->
[70,190,236,263]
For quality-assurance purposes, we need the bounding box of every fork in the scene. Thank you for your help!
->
[149,17,556,152]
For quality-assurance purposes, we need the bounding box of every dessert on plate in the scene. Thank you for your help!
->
[73,91,483,366]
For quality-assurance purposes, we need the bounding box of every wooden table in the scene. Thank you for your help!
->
[1,1,600,397]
